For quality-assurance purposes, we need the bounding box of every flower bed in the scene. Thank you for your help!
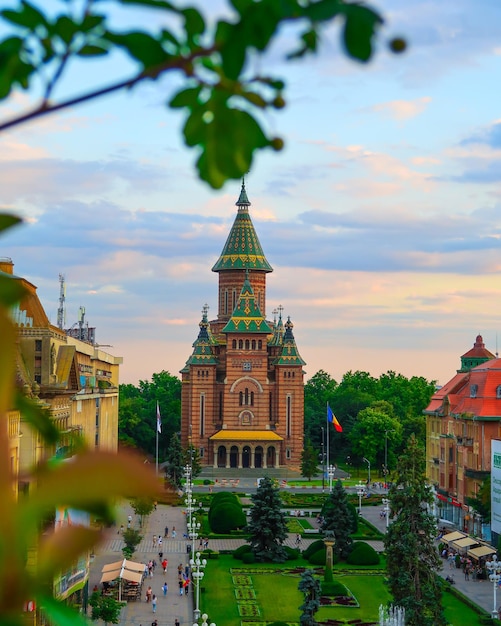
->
[233,575,253,586]
[235,587,256,600]
[238,603,261,617]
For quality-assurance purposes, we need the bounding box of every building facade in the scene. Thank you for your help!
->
[180,184,305,470]
[1,257,122,619]
[424,335,499,535]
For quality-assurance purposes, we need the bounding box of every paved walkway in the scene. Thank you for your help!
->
[88,484,497,625]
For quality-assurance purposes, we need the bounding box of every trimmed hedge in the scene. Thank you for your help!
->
[303,539,325,559]
[233,545,252,560]
[346,541,380,566]
[321,580,347,596]
[283,545,300,561]
[308,547,326,566]
[209,501,246,533]
[241,551,256,564]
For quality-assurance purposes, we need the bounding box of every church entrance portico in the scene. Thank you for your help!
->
[211,431,283,469]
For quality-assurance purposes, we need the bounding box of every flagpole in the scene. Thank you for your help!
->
[156,426,159,476]
[326,402,330,480]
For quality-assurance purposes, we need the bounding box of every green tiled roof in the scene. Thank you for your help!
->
[222,275,273,334]
[212,182,273,273]
[275,317,306,366]
[184,310,218,366]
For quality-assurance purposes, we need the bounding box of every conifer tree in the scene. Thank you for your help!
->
[165,432,184,488]
[298,570,321,626]
[300,439,320,480]
[384,434,446,626]
[247,476,288,562]
[321,479,356,559]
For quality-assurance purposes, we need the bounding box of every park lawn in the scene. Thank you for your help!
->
[442,589,488,625]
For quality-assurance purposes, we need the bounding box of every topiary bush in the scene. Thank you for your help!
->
[321,580,348,596]
[308,547,326,566]
[233,544,252,560]
[284,545,300,561]
[303,539,325,560]
[209,501,247,533]
[242,551,256,564]
[346,541,380,565]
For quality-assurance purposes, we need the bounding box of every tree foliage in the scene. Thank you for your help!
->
[300,439,320,481]
[384,435,446,626]
[321,479,356,559]
[0,0,399,189]
[165,431,184,488]
[247,476,288,562]
[298,569,321,626]
[89,592,125,625]
[130,497,155,528]
[119,371,181,459]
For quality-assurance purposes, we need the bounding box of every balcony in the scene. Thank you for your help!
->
[456,437,474,447]
[432,457,440,465]
[464,468,489,480]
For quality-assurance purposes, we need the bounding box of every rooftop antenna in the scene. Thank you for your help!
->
[496,333,499,358]
[57,273,66,329]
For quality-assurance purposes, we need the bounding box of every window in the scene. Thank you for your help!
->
[497,385,501,399]
[232,339,236,349]
[245,340,250,350]
[258,340,262,349]
[35,340,42,352]
[242,362,252,372]
[199,447,205,458]
[286,448,291,459]
[251,340,256,350]
[238,339,243,350]
[470,384,478,398]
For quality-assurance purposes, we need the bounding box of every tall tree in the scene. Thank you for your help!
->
[298,570,321,626]
[130,497,155,528]
[184,444,202,479]
[300,439,320,481]
[304,370,338,446]
[384,435,446,626]
[247,476,288,563]
[119,371,181,459]
[89,592,125,626]
[165,432,184,488]
[321,480,357,559]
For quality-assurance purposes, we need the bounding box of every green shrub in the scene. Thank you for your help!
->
[284,545,300,561]
[233,544,251,560]
[203,479,211,485]
[241,551,256,564]
[303,539,325,559]
[268,622,289,626]
[210,501,247,533]
[308,547,326,565]
[321,580,347,596]
[346,541,379,565]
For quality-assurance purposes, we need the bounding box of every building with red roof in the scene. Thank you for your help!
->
[424,335,499,534]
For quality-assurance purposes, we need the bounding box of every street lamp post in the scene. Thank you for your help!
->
[194,613,216,626]
[383,430,394,489]
[356,481,365,515]
[486,555,501,619]
[327,465,336,493]
[187,518,201,555]
[382,498,390,529]
[190,552,207,622]
[363,457,371,485]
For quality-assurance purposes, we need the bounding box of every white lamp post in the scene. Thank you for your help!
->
[486,555,501,619]
[327,465,336,493]
[363,457,371,484]
[194,613,216,626]
[190,551,207,622]
[382,498,390,529]
[356,481,365,515]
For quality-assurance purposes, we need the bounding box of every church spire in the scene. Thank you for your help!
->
[222,275,273,334]
[211,182,272,273]
[275,316,306,366]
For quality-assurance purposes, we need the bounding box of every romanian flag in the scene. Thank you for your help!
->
[327,405,342,432]
[156,401,162,434]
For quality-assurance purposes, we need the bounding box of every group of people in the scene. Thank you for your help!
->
[177,562,192,596]
[442,547,485,581]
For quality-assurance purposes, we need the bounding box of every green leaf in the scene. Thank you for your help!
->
[0,213,22,233]
[39,595,90,626]
[80,13,106,32]
[15,392,60,444]
[0,37,35,98]
[51,16,79,45]
[182,7,205,39]
[1,1,48,29]
[104,31,169,69]
[77,44,108,57]
[117,0,177,9]
[0,273,26,306]
[216,20,246,81]
[169,85,201,109]
[37,526,102,579]
[342,5,383,62]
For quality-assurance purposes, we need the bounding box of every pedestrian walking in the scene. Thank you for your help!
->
[162,582,168,596]
[146,586,152,603]
[152,620,158,626]
[172,527,177,538]
[152,595,157,612]
[175,619,180,626]
[162,558,168,573]
[183,577,190,595]
[164,526,169,538]
[153,535,157,548]
[178,580,183,596]
[158,536,162,548]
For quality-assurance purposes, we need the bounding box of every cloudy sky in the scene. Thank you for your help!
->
[2,0,501,387]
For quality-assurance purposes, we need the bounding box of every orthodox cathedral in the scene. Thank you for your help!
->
[180,183,305,470]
